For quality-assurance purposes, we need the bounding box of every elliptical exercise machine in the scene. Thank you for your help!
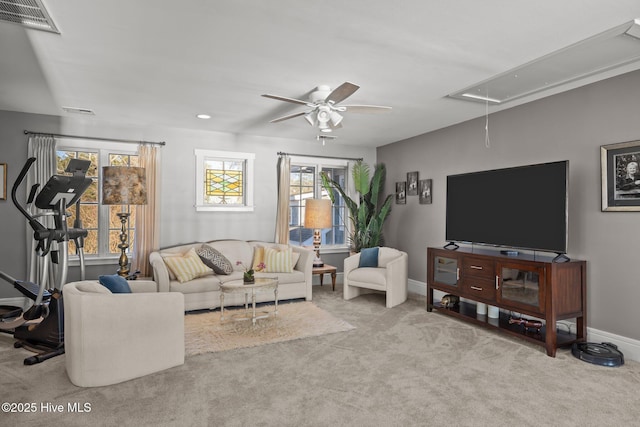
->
[0,157,91,364]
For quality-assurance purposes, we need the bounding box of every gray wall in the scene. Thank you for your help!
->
[377,69,640,341]
[0,111,374,298]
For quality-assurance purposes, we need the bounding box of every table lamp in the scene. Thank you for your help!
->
[102,166,147,277]
[304,198,332,267]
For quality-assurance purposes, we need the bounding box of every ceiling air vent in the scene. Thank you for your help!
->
[0,0,60,33]
[449,19,640,105]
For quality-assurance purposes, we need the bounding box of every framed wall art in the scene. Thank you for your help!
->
[407,171,418,196]
[601,140,640,211]
[395,181,406,204]
[0,163,6,201]
[419,179,432,204]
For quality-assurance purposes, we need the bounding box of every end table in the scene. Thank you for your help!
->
[312,264,337,291]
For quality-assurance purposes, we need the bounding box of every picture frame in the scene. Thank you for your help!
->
[601,140,640,211]
[419,179,432,204]
[406,171,418,196]
[395,181,406,204]
[0,163,6,201]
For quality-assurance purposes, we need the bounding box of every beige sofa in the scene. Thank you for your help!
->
[149,240,314,311]
[63,280,185,387]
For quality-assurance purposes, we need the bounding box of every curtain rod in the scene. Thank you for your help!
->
[24,130,166,146]
[278,152,362,161]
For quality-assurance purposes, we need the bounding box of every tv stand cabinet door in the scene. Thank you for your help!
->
[427,249,461,311]
[497,262,546,315]
[429,251,460,291]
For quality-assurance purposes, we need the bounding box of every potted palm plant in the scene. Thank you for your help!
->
[320,161,393,253]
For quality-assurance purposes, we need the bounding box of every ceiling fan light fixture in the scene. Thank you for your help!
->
[329,111,343,126]
[262,81,390,132]
[317,107,331,124]
[304,112,316,126]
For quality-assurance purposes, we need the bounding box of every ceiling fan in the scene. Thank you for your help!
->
[262,82,391,132]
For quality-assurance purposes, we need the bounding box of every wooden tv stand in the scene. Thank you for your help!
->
[427,247,587,357]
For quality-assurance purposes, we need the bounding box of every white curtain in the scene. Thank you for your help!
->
[26,135,57,286]
[274,155,290,244]
[132,144,161,277]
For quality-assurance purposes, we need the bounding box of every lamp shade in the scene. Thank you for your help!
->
[304,199,332,229]
[102,166,147,205]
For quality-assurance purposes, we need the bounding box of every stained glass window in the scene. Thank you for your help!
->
[205,160,243,204]
[195,150,254,212]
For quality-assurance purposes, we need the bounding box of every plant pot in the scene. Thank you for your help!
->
[243,276,255,284]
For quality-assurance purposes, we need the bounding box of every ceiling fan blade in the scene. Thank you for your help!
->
[325,82,360,104]
[262,94,309,106]
[269,111,308,123]
[341,105,392,113]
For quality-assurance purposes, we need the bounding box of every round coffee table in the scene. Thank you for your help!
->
[219,277,278,325]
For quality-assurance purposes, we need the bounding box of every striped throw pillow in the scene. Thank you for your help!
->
[163,248,211,283]
[263,246,293,273]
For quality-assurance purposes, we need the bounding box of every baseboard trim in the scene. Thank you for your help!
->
[312,272,344,287]
[408,279,426,296]
[409,279,640,363]
[585,327,640,364]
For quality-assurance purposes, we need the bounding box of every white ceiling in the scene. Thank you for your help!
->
[2,1,640,148]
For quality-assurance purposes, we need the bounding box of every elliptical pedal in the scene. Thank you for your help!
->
[15,280,51,301]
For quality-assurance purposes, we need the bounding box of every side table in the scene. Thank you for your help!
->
[312,264,337,291]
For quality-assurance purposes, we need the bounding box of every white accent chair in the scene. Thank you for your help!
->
[63,280,185,387]
[343,247,409,308]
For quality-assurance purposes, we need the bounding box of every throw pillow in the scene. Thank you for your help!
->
[263,246,293,273]
[197,244,234,275]
[291,251,300,269]
[163,248,212,283]
[251,246,266,272]
[358,247,379,268]
[98,274,132,293]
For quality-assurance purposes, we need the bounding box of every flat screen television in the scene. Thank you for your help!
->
[445,160,568,254]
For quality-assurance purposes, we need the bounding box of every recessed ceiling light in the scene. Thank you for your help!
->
[196,114,211,119]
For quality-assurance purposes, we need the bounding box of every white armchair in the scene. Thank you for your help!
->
[343,247,408,308]
[63,280,185,387]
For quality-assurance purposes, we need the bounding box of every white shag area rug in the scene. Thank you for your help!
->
[184,301,355,356]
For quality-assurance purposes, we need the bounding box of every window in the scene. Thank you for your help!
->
[195,149,254,212]
[55,140,139,261]
[288,157,349,249]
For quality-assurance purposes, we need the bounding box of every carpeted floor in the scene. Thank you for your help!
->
[1,284,639,427]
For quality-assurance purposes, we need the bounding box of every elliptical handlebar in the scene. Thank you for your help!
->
[12,157,45,232]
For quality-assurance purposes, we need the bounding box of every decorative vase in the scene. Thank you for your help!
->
[243,274,254,284]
